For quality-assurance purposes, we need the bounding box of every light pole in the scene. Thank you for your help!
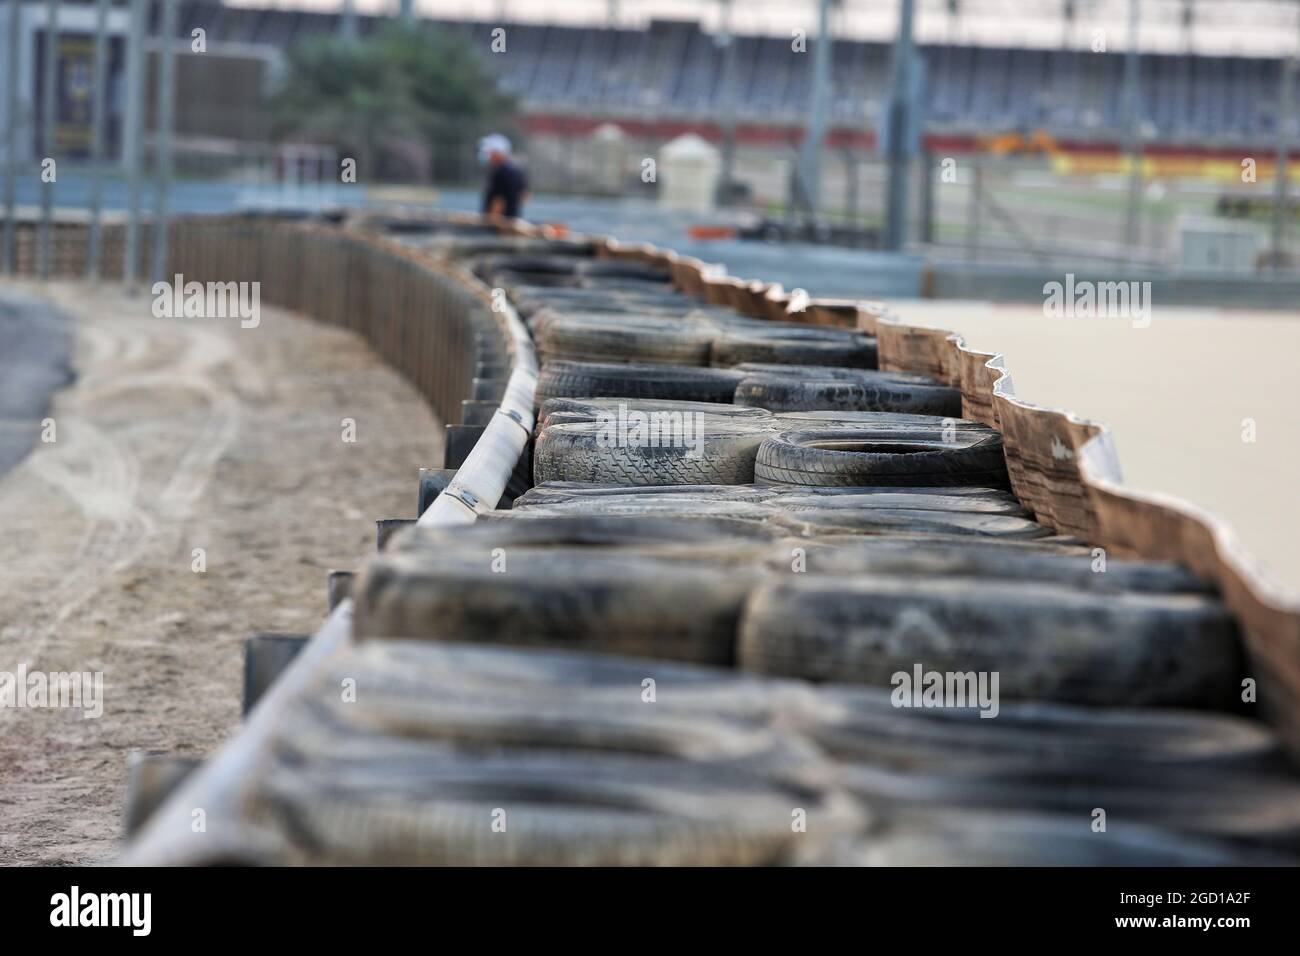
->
[2,0,21,274]
[1121,0,1143,252]
[795,0,834,220]
[884,0,917,251]
[39,0,60,279]
[150,0,177,286]
[123,0,145,289]
[86,0,109,279]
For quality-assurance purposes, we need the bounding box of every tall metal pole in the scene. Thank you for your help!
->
[966,155,982,262]
[1272,55,1296,272]
[1121,0,1143,251]
[399,0,413,28]
[884,0,916,251]
[86,0,109,279]
[796,0,833,218]
[341,0,357,41]
[919,147,934,244]
[844,149,858,226]
[123,0,145,288]
[39,0,59,280]
[150,0,176,286]
[3,0,21,275]
[716,0,738,205]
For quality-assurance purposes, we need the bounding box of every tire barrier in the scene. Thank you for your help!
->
[538,397,774,430]
[536,360,746,405]
[115,211,1300,867]
[737,576,1242,707]
[734,366,963,416]
[534,419,775,486]
[753,425,1010,489]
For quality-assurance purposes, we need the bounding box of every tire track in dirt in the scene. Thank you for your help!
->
[0,281,441,864]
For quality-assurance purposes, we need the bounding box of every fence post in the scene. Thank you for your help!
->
[123,0,146,289]
[86,0,109,279]
[38,0,59,279]
[150,0,178,285]
[2,0,21,275]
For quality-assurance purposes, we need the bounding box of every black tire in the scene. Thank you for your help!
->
[737,576,1243,707]
[782,536,1211,594]
[259,640,857,866]
[262,746,851,866]
[536,361,746,405]
[474,254,582,277]
[705,322,863,340]
[513,483,1022,515]
[754,426,1009,489]
[712,332,878,369]
[535,314,713,366]
[575,259,672,281]
[733,362,879,379]
[803,813,1296,866]
[771,507,1051,539]
[389,516,781,559]
[769,483,1024,505]
[515,497,778,523]
[834,762,1300,848]
[354,548,758,666]
[790,683,1279,775]
[488,269,581,289]
[535,420,773,486]
[577,276,675,293]
[515,288,697,318]
[736,370,961,416]
[774,410,977,429]
[771,488,1029,515]
[313,640,810,742]
[514,482,783,509]
[539,397,772,430]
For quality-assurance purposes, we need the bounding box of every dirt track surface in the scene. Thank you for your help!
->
[0,281,440,864]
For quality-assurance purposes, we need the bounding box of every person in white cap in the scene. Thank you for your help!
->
[478,134,529,219]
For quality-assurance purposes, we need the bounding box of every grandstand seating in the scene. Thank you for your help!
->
[176,1,1285,145]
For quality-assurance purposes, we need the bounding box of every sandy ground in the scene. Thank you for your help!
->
[890,300,1300,593]
[0,281,441,865]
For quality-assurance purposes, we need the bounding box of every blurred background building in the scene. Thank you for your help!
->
[2,0,1299,296]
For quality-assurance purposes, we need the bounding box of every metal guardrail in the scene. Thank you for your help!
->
[418,265,537,525]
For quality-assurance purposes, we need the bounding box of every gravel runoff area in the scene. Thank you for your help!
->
[0,281,441,864]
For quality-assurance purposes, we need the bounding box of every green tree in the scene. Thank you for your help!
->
[271,25,516,182]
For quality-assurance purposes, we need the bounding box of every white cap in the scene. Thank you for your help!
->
[477,134,512,163]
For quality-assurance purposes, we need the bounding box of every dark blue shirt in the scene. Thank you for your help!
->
[483,162,527,218]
